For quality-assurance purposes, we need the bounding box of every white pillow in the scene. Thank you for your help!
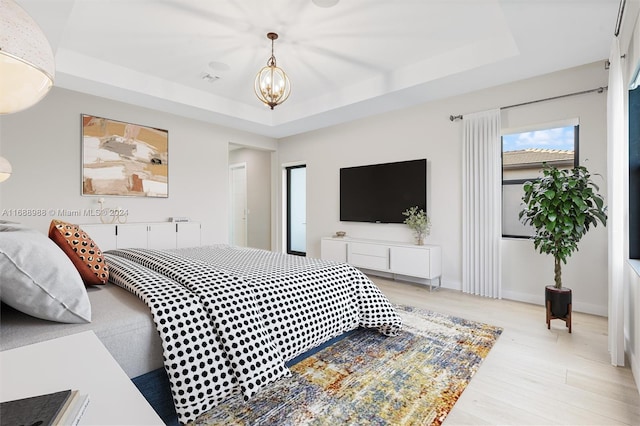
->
[0,226,91,323]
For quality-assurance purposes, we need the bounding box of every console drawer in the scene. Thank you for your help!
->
[348,243,389,270]
[348,252,389,270]
[349,242,388,257]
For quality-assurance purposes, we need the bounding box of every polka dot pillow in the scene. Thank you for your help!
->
[48,219,109,286]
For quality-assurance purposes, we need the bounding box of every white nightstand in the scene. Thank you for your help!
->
[0,331,163,425]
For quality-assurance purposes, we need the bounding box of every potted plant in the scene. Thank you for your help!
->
[518,163,607,332]
[402,206,431,245]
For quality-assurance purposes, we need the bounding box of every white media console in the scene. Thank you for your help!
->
[321,237,442,290]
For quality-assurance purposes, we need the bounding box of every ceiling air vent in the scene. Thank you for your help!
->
[201,73,220,83]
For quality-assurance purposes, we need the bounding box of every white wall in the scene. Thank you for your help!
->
[228,147,272,250]
[0,87,277,245]
[277,61,609,315]
[0,68,608,315]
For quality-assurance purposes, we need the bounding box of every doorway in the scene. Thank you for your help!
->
[286,165,306,256]
[229,162,247,247]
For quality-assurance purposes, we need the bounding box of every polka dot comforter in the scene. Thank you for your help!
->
[104,245,402,424]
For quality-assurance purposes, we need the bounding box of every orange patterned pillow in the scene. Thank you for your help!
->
[48,220,109,286]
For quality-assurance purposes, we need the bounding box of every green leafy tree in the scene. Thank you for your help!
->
[519,164,607,289]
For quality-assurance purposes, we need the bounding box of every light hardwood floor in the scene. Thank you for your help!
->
[372,277,640,426]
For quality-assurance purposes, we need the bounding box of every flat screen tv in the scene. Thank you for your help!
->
[340,159,427,224]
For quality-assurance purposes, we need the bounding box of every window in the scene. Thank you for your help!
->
[502,122,579,238]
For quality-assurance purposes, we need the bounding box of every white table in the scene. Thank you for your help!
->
[0,331,163,425]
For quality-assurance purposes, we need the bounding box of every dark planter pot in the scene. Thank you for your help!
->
[545,285,572,333]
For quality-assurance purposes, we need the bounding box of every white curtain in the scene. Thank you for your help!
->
[607,37,626,367]
[462,109,502,298]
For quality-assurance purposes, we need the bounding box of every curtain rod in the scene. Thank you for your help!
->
[449,86,608,122]
[615,0,626,37]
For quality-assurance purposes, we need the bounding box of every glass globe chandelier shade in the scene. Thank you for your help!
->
[254,63,291,110]
[0,0,55,114]
[0,156,12,183]
[254,33,291,110]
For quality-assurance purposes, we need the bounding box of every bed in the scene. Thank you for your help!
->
[104,245,403,424]
[1,221,402,425]
[1,284,165,378]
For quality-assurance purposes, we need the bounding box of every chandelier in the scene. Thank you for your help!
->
[254,32,291,110]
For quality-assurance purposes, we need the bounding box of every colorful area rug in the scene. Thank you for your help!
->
[193,305,502,426]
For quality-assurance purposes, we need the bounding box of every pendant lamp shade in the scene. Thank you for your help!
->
[0,156,12,182]
[254,33,291,110]
[0,0,55,114]
[255,65,291,110]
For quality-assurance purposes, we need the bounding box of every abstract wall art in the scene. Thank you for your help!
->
[82,114,168,198]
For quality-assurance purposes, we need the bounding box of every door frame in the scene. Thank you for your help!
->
[282,163,306,256]
[229,162,247,247]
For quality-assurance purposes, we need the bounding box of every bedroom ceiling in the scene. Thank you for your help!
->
[16,0,620,138]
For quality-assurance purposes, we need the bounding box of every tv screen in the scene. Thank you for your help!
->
[340,159,427,223]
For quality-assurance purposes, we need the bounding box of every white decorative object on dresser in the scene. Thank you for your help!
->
[321,237,442,290]
[81,222,201,251]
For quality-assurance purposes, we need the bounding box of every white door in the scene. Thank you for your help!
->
[229,163,247,247]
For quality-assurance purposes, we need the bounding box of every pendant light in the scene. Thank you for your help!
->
[0,156,12,182]
[0,0,55,114]
[254,32,291,110]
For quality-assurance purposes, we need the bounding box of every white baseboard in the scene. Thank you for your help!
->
[626,333,640,395]
[501,289,541,306]
[362,268,460,291]
[366,270,607,316]
[499,290,607,317]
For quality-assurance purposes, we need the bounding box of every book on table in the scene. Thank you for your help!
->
[1,389,90,426]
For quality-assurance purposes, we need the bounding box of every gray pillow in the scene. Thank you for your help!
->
[0,227,92,323]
